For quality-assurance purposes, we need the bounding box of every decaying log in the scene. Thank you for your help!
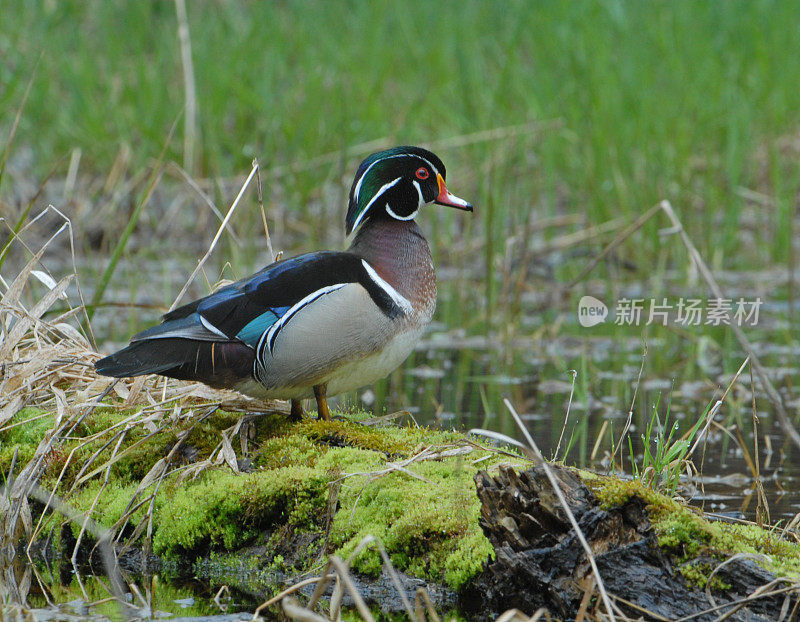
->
[463,464,799,621]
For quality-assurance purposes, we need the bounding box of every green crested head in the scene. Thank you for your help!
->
[345,146,472,235]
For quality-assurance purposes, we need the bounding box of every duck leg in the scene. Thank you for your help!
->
[289,399,304,422]
[313,384,331,421]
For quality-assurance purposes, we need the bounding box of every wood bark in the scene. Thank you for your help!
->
[462,464,799,621]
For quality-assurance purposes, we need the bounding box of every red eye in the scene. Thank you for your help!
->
[415,167,429,180]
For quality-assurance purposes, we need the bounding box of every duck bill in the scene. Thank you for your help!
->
[435,173,473,211]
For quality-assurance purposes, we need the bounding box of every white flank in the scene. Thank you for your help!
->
[259,283,347,356]
[324,328,423,395]
[350,176,402,232]
[244,327,425,400]
[361,259,413,314]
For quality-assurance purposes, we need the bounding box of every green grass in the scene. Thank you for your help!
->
[3,1,800,261]
[627,393,707,495]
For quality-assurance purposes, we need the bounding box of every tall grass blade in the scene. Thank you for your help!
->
[88,114,180,320]
[0,54,41,194]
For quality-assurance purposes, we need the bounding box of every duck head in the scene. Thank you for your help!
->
[345,146,473,235]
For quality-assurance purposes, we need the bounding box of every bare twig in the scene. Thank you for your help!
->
[688,357,750,459]
[6,476,131,619]
[750,366,770,527]
[554,369,577,460]
[72,430,126,567]
[673,582,800,622]
[657,200,800,450]
[327,556,375,622]
[167,161,240,242]
[254,157,275,262]
[281,597,330,622]
[170,161,259,311]
[567,201,663,288]
[344,535,416,620]
[610,342,647,468]
[252,574,336,617]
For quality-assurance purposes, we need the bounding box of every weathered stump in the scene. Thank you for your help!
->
[462,464,798,621]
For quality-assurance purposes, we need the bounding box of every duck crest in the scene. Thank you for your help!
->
[345,146,448,235]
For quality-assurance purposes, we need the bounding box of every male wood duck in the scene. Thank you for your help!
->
[95,146,473,420]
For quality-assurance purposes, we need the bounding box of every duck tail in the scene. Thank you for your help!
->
[94,338,254,388]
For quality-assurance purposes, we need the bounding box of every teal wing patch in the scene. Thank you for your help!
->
[236,310,281,348]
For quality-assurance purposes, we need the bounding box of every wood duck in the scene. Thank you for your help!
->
[95,146,473,420]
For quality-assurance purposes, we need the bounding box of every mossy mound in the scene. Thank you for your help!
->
[585,473,800,587]
[8,404,799,610]
[2,405,520,591]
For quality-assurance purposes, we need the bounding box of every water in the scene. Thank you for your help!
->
[392,273,800,522]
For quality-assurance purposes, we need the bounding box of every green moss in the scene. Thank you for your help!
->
[11,399,800,595]
[135,418,509,590]
[587,475,800,586]
[325,454,496,589]
[2,407,56,444]
[77,479,144,523]
[0,408,56,473]
[678,561,732,590]
[253,433,324,469]
[153,466,328,555]
[297,419,463,456]
[7,400,520,591]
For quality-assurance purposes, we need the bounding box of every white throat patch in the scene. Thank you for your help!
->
[385,204,418,221]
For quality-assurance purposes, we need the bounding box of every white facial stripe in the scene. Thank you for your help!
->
[412,180,424,209]
[259,283,347,356]
[353,153,441,204]
[351,176,402,232]
[385,204,418,221]
[200,314,227,338]
[361,259,413,314]
[353,158,382,205]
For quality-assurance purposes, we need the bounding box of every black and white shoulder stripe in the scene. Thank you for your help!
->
[211,251,412,358]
